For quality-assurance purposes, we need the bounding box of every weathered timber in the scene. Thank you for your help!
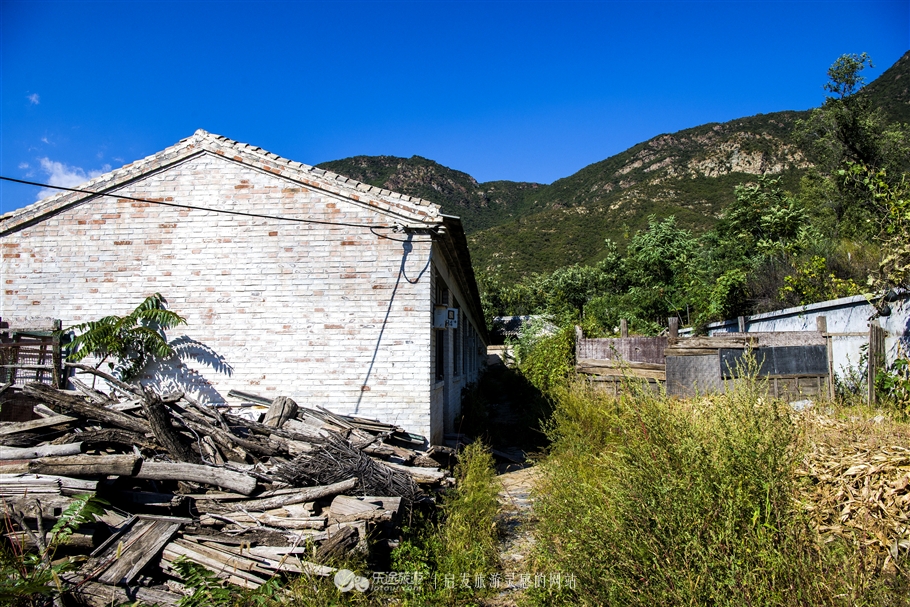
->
[162,538,270,588]
[22,383,150,435]
[87,514,188,585]
[664,347,720,357]
[196,477,358,513]
[576,366,666,380]
[315,525,358,561]
[182,394,231,432]
[64,362,144,397]
[141,389,198,463]
[200,511,326,529]
[0,414,77,437]
[69,378,118,406]
[668,336,756,349]
[0,442,82,460]
[166,401,264,458]
[263,396,298,428]
[71,582,180,607]
[55,427,156,452]
[135,461,257,495]
[25,454,140,477]
[0,473,97,495]
[381,460,446,483]
[575,358,665,371]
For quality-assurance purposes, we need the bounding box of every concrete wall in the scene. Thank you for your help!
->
[0,150,487,441]
[686,293,910,380]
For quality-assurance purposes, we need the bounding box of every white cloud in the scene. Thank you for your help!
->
[27,93,40,105]
[36,158,111,200]
[41,137,50,144]
[18,162,29,169]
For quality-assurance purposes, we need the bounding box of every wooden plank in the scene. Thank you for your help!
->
[664,347,720,357]
[581,368,666,380]
[91,515,188,585]
[0,473,97,495]
[72,582,180,607]
[576,359,665,371]
[0,414,77,436]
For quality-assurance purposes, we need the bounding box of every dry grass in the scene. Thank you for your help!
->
[797,406,910,573]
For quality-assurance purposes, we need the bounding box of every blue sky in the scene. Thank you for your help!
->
[1,1,908,214]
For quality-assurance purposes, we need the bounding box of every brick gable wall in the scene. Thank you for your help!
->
[1,151,449,438]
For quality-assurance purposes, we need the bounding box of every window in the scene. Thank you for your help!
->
[435,277,448,381]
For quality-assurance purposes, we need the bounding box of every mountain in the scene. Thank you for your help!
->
[315,155,546,233]
[319,50,910,284]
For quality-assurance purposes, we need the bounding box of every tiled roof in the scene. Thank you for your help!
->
[1,129,442,233]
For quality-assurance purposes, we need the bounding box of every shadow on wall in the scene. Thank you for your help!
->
[138,335,233,404]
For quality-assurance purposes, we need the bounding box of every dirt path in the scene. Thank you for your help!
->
[483,464,540,606]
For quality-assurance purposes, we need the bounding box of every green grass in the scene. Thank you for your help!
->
[388,441,502,606]
[528,375,910,606]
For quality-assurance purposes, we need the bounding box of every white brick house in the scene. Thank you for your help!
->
[0,130,488,444]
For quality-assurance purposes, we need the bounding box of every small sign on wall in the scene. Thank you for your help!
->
[433,306,459,329]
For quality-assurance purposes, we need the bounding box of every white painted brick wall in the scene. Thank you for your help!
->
[2,152,444,438]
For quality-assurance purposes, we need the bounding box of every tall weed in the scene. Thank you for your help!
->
[530,376,906,606]
[390,441,501,605]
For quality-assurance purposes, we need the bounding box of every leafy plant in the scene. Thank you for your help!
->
[173,557,235,607]
[65,292,186,381]
[1,493,110,606]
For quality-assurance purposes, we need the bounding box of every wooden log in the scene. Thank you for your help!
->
[64,362,144,397]
[141,389,198,463]
[26,454,140,477]
[200,512,326,530]
[22,384,150,435]
[196,477,358,513]
[54,427,157,452]
[262,396,298,428]
[0,442,83,460]
[380,460,446,483]
[1,494,80,519]
[0,414,77,437]
[135,461,257,495]
[165,402,263,459]
[69,378,117,406]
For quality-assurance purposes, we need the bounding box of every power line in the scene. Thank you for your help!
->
[0,175,421,231]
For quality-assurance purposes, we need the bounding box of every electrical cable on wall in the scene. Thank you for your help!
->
[0,176,439,234]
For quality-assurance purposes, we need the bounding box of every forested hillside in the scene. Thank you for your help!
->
[321,51,910,333]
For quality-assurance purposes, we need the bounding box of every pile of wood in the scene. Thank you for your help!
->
[0,364,455,604]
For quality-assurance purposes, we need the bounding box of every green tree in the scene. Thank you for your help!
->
[798,53,910,235]
[65,293,186,381]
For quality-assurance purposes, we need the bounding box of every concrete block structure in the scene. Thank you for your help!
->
[0,130,488,444]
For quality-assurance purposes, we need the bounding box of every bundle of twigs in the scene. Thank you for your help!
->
[277,432,419,505]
